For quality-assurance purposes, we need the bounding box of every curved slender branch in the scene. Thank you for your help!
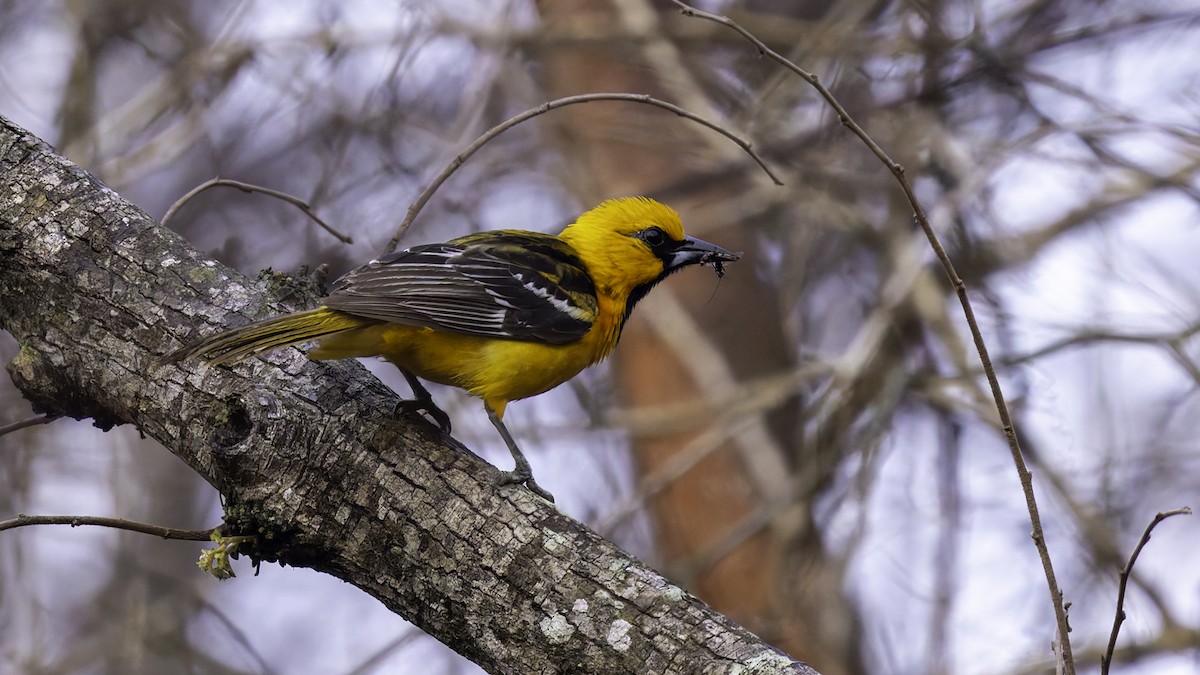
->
[161,177,353,244]
[1101,507,1192,674]
[0,514,215,541]
[384,92,783,253]
[671,1,1075,671]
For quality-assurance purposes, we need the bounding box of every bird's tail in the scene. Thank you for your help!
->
[158,307,373,367]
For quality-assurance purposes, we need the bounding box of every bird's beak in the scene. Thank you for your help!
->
[666,235,742,276]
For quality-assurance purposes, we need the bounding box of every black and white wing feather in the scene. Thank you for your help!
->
[322,231,597,345]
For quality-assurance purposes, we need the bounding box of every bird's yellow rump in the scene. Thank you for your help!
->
[162,197,740,501]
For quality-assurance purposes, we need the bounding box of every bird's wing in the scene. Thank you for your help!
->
[322,231,598,345]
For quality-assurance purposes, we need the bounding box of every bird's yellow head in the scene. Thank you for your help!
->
[558,196,740,309]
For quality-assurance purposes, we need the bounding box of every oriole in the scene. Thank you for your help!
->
[162,197,739,501]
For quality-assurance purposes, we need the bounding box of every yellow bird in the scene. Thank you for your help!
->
[162,197,740,501]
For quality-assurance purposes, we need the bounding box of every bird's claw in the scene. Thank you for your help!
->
[393,398,452,433]
[498,468,555,503]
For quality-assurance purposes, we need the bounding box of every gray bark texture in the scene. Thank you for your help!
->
[0,115,817,675]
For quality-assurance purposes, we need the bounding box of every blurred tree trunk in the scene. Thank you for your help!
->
[533,2,864,672]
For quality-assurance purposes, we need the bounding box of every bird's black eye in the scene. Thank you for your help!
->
[638,227,667,249]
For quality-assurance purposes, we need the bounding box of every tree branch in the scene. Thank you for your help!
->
[1101,507,1192,674]
[0,115,814,674]
[0,514,214,540]
[385,92,782,253]
[0,412,59,437]
[160,177,353,244]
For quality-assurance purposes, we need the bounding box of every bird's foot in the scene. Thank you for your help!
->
[485,404,554,502]
[393,397,452,434]
[497,468,556,503]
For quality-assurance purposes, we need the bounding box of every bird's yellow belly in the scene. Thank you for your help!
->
[310,322,614,407]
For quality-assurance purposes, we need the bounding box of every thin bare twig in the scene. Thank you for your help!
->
[1100,507,1192,675]
[995,322,1200,369]
[672,1,1075,670]
[383,92,783,254]
[0,413,59,437]
[0,514,214,541]
[160,177,353,244]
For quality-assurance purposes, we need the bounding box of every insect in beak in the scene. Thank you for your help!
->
[698,249,741,278]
